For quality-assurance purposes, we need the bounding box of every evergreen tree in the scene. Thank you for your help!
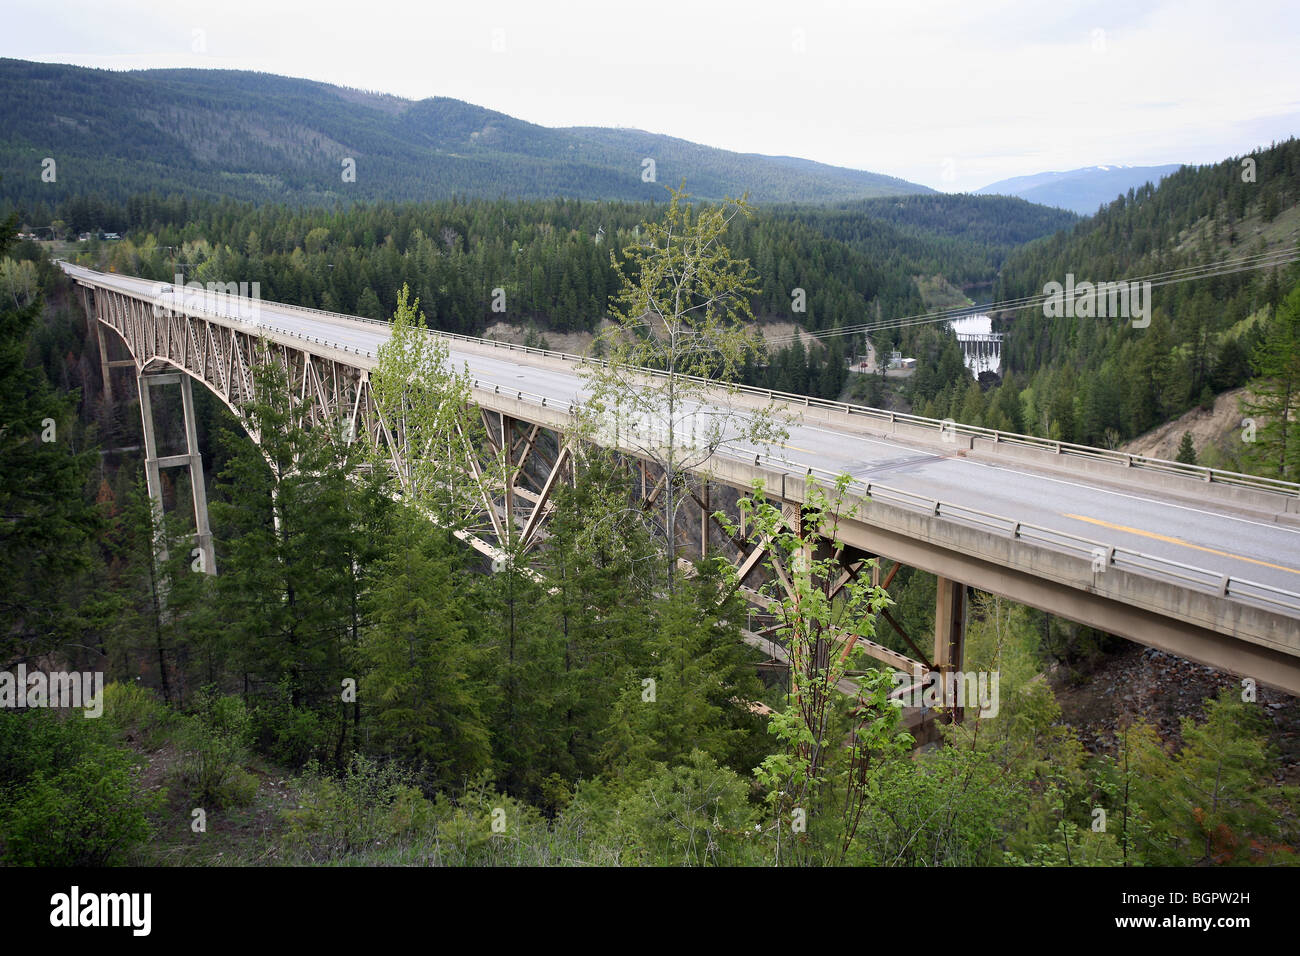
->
[0,213,100,666]
[600,564,765,781]
[104,477,215,704]
[533,451,657,781]
[360,504,492,787]
[210,348,376,737]
[1128,690,1294,864]
[1243,285,1300,479]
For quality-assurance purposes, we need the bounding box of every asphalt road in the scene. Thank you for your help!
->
[71,266,1300,601]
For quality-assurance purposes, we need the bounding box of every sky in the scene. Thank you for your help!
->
[4,0,1299,192]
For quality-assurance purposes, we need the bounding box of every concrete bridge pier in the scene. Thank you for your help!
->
[137,371,217,575]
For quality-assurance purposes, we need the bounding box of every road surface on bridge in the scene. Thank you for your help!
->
[74,268,1300,605]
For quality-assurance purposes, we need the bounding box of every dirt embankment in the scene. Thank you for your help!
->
[1120,387,1252,461]
[1050,643,1300,786]
[480,318,824,357]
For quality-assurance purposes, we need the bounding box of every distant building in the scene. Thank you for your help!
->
[901,357,917,370]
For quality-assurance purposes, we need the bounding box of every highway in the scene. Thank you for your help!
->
[68,266,1300,606]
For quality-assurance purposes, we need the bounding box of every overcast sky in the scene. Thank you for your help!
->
[5,0,1298,192]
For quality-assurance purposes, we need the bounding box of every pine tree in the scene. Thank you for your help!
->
[600,565,765,780]
[360,504,492,786]
[1128,690,1291,864]
[0,213,101,666]
[104,477,214,703]
[210,348,375,732]
[1243,285,1300,479]
[1176,431,1197,465]
[532,451,656,780]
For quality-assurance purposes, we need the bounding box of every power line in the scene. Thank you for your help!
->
[766,247,1300,346]
[762,246,1300,348]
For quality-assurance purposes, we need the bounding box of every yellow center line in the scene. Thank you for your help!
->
[1063,513,1300,577]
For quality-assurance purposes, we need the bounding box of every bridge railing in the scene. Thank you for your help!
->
[459,367,1300,616]
[65,262,1300,501]
[755,451,1300,616]
[269,296,1297,500]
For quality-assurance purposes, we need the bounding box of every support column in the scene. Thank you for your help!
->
[137,372,167,562]
[97,324,115,404]
[179,375,216,575]
[501,413,515,548]
[933,575,968,720]
[700,480,709,558]
[93,317,135,407]
[138,371,217,575]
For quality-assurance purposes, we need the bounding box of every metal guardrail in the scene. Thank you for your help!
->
[239,281,1300,500]
[62,263,1300,615]
[754,452,1300,616]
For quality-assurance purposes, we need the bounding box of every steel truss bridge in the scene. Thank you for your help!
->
[61,263,1300,722]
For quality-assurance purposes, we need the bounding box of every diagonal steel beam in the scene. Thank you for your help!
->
[520,443,571,553]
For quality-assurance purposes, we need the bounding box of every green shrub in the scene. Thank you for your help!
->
[0,710,156,866]
[249,686,331,768]
[100,681,174,748]
[281,754,434,862]
[613,751,760,866]
[220,768,260,809]
[0,707,103,790]
[422,774,546,866]
[169,691,255,809]
[192,688,252,748]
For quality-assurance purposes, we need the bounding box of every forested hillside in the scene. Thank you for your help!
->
[26,191,954,407]
[45,194,922,335]
[782,193,1079,287]
[903,138,1300,473]
[18,184,1084,415]
[0,59,929,209]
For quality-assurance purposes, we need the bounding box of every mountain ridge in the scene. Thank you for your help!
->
[976,163,1183,215]
[0,58,932,208]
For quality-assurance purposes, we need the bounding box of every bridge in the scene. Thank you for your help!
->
[61,262,1300,704]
